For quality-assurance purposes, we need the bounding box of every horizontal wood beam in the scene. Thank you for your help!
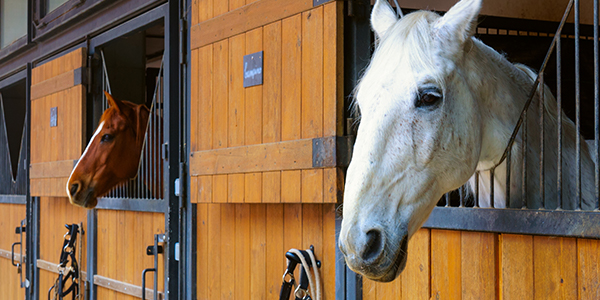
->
[189,136,353,176]
[191,0,336,49]
[30,160,77,179]
[94,275,164,299]
[30,67,86,100]
[37,259,88,281]
[0,248,24,262]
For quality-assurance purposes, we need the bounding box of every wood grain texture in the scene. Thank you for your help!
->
[191,0,314,49]
[578,238,600,300]
[431,229,462,300]
[189,138,314,175]
[500,234,534,300]
[461,232,497,300]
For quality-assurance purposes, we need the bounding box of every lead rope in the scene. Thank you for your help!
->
[281,248,321,300]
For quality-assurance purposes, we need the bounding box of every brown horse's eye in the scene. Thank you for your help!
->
[101,134,114,143]
[416,87,443,108]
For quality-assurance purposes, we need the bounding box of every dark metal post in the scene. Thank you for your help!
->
[575,0,582,209]
[165,0,182,297]
[87,209,97,299]
[595,0,600,210]
[522,112,528,208]
[25,63,34,300]
[539,74,545,208]
[557,36,563,209]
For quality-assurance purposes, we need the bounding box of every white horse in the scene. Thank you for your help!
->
[339,0,595,282]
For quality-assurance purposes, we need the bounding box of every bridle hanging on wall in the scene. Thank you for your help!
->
[48,223,84,300]
[279,246,322,300]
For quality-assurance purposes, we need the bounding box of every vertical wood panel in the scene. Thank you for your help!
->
[221,204,236,299]
[214,0,228,16]
[198,45,214,151]
[234,204,251,299]
[461,232,497,300]
[207,205,221,299]
[228,34,246,203]
[301,6,323,139]
[197,204,209,299]
[578,239,600,299]
[265,204,284,298]
[214,174,228,203]
[323,1,343,137]
[281,14,303,206]
[198,175,213,203]
[401,229,430,300]
[250,205,267,299]
[500,234,533,300]
[213,40,228,151]
[245,28,263,203]
[431,229,462,300]
[198,0,213,22]
[533,237,577,299]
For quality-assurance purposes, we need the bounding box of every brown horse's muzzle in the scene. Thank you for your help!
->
[67,176,98,208]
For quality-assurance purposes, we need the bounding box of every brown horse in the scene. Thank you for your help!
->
[67,92,150,208]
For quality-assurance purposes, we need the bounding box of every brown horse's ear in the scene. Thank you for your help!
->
[134,105,150,147]
[104,91,126,113]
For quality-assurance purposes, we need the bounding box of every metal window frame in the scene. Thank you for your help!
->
[32,0,112,40]
[0,69,29,199]
[0,0,164,82]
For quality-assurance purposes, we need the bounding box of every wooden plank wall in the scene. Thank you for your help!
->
[30,47,86,197]
[95,210,165,299]
[0,203,26,300]
[195,203,337,300]
[363,229,600,300]
[189,0,344,204]
[38,197,88,298]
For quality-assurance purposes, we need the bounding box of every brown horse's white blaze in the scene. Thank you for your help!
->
[339,0,594,282]
[67,92,149,208]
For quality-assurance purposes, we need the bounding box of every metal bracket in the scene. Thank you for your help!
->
[142,233,164,300]
[312,136,355,168]
[11,219,30,288]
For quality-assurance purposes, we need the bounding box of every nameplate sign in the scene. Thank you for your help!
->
[313,0,334,6]
[50,107,58,127]
[243,51,263,88]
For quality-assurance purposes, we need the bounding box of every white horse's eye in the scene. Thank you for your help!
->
[416,88,443,108]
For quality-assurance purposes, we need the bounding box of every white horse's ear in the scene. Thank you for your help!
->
[434,0,481,45]
[371,0,399,39]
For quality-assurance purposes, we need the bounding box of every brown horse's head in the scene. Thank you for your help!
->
[67,92,149,208]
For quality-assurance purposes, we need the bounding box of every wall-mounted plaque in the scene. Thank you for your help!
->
[50,107,58,127]
[243,51,263,88]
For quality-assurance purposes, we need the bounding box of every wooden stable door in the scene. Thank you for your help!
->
[189,0,344,299]
[30,46,166,300]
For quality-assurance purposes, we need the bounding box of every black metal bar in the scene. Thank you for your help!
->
[557,35,563,210]
[506,149,511,208]
[424,206,600,239]
[539,74,545,208]
[87,209,97,300]
[165,0,182,297]
[0,195,27,204]
[575,0,582,209]
[445,193,450,207]
[474,171,479,208]
[490,168,495,208]
[25,63,33,300]
[494,0,575,170]
[595,0,600,210]
[522,111,528,209]
[94,198,166,213]
[141,268,156,300]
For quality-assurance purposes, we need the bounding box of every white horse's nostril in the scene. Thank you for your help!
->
[361,229,384,263]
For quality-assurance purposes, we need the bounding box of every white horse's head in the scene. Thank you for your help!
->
[339,0,484,282]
